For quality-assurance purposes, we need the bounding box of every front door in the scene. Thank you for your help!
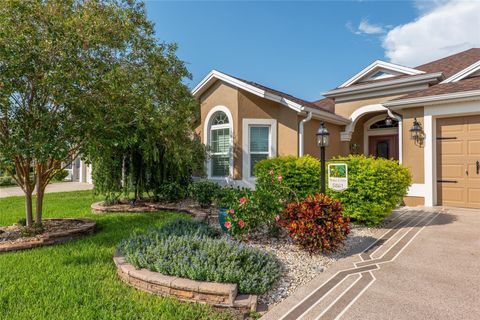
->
[368,135,399,160]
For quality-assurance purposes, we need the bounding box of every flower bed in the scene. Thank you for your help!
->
[118,219,281,295]
[0,218,96,253]
[114,251,258,311]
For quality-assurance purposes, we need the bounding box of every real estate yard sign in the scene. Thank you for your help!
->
[328,163,348,191]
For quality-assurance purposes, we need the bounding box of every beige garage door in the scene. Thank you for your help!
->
[437,115,480,208]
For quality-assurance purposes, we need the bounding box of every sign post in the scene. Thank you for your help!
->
[328,163,348,191]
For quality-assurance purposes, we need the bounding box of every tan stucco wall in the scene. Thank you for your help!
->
[335,95,404,119]
[303,118,348,159]
[197,80,351,180]
[399,107,424,184]
[403,196,425,206]
[237,90,299,178]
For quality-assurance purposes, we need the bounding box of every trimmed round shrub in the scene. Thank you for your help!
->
[327,155,412,226]
[118,218,281,294]
[189,180,221,208]
[280,194,350,254]
[255,155,320,199]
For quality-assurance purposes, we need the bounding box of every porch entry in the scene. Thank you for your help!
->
[368,135,399,160]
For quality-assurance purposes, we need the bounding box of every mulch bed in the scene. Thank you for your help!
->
[0,218,96,253]
[91,199,210,222]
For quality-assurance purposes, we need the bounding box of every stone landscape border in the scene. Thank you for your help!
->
[91,201,207,222]
[113,250,257,312]
[0,218,96,253]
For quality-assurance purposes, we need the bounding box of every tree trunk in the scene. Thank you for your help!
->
[25,189,33,227]
[35,183,44,225]
[35,165,46,225]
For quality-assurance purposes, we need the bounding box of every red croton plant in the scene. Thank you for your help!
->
[279,194,350,254]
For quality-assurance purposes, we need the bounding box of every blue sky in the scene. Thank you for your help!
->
[144,1,480,101]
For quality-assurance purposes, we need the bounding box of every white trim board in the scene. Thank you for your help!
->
[385,89,480,108]
[407,184,425,197]
[242,118,277,188]
[441,60,480,83]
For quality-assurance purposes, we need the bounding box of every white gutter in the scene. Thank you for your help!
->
[298,111,313,157]
[384,89,480,108]
[323,72,444,97]
[387,109,403,164]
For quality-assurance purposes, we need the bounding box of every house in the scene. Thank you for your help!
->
[193,48,480,208]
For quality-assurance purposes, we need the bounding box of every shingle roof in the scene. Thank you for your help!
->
[229,74,335,113]
[312,98,335,112]
[391,75,480,100]
[415,48,480,78]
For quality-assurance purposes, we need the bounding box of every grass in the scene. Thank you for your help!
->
[0,190,234,320]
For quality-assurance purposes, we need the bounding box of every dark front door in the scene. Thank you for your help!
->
[368,135,398,160]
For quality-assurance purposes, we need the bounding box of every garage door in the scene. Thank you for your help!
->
[436,115,480,208]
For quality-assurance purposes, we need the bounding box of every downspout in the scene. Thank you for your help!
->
[387,108,403,164]
[299,111,313,157]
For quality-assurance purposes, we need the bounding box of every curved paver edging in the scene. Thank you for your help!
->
[113,250,257,311]
[91,201,207,222]
[0,218,96,253]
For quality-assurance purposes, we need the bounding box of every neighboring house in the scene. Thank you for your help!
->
[66,157,92,184]
[194,48,480,208]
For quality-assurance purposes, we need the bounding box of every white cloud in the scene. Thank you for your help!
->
[347,19,386,35]
[358,19,385,34]
[383,0,480,66]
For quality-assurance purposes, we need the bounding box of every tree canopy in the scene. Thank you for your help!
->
[0,0,204,227]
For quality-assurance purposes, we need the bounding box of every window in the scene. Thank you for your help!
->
[249,126,270,176]
[370,118,398,129]
[242,119,276,182]
[209,111,230,177]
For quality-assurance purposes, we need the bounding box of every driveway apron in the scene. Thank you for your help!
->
[263,207,480,320]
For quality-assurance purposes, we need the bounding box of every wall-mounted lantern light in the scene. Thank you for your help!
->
[384,115,393,126]
[409,117,424,146]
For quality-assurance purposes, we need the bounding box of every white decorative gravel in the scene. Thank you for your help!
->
[206,212,377,308]
[244,225,377,307]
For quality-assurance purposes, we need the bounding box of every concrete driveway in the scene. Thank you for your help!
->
[263,207,480,320]
[0,182,93,198]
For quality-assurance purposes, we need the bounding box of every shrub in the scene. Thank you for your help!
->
[153,218,220,238]
[255,155,320,199]
[327,155,412,226]
[118,219,281,294]
[256,155,412,226]
[156,181,188,202]
[0,175,15,187]
[189,180,221,208]
[214,186,253,209]
[280,194,350,254]
[221,173,296,238]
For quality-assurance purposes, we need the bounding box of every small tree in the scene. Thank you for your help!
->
[0,0,197,226]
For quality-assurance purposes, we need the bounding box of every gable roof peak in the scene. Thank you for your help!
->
[338,60,424,88]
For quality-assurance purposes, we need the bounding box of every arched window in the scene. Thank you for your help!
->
[369,118,398,129]
[208,111,231,177]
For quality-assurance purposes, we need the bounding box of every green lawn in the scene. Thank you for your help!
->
[0,191,233,320]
